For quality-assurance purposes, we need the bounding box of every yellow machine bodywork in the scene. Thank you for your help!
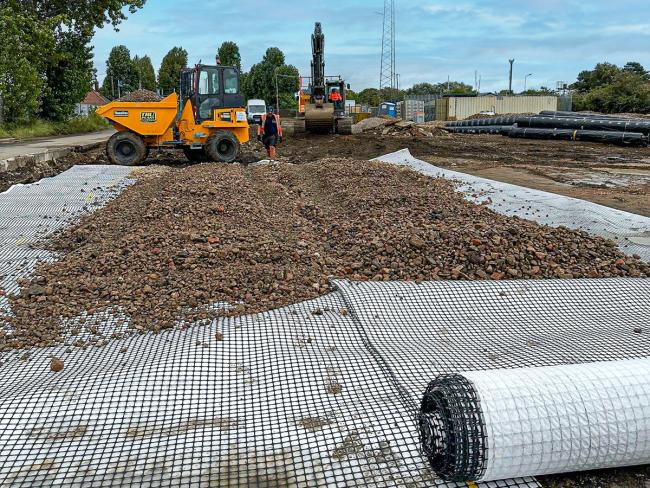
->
[96,93,249,148]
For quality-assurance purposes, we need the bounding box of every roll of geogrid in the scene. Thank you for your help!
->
[419,358,650,482]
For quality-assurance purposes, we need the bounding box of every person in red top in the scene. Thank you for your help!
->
[329,88,342,110]
[257,109,283,160]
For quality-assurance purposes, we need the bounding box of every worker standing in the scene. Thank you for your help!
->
[329,88,343,110]
[258,109,282,160]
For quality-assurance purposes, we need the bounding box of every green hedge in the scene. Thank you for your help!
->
[0,112,109,140]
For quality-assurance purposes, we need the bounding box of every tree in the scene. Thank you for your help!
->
[572,62,621,92]
[158,46,188,95]
[23,0,147,36]
[217,41,241,70]
[443,81,475,95]
[357,88,381,107]
[263,47,285,67]
[405,81,475,96]
[41,31,94,120]
[520,86,555,96]
[406,83,438,96]
[0,4,54,123]
[574,72,650,113]
[569,61,650,113]
[623,62,649,80]
[0,0,144,123]
[100,45,139,99]
[243,47,299,109]
[134,55,156,91]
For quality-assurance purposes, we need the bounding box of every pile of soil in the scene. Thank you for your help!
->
[2,159,648,350]
[117,89,163,103]
[353,118,448,138]
[352,117,390,132]
[375,120,449,138]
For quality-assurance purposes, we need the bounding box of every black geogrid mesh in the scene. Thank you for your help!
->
[419,375,487,482]
[2,278,648,487]
[1,165,649,487]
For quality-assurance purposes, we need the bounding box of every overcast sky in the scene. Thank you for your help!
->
[92,0,650,92]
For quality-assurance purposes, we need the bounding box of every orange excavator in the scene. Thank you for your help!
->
[297,22,352,135]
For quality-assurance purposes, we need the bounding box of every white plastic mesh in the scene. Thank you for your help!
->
[463,358,650,481]
[374,149,650,262]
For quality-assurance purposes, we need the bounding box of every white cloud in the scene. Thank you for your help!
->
[604,23,650,34]
[423,2,526,27]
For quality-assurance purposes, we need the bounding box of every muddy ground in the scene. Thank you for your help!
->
[3,130,650,220]
[279,131,650,217]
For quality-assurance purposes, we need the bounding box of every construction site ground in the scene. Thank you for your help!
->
[1,126,650,487]
[4,127,647,218]
[279,130,650,218]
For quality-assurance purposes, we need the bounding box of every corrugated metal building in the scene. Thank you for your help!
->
[437,95,559,121]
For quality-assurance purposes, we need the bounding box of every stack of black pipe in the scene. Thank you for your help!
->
[445,111,649,146]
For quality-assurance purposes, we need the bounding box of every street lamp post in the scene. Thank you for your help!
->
[524,73,533,92]
[274,71,301,113]
[274,69,280,114]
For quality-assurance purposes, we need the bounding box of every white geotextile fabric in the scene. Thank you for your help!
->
[464,358,650,481]
[374,149,650,262]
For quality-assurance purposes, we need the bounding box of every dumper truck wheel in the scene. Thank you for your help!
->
[106,131,147,166]
[183,147,209,163]
[205,131,240,163]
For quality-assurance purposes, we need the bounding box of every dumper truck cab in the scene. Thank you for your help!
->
[96,64,249,165]
[246,99,267,124]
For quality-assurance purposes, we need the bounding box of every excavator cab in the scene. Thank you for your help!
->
[326,80,347,115]
[180,65,245,122]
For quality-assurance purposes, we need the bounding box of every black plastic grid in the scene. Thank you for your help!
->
[420,375,487,482]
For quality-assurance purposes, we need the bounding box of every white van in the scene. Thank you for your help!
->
[246,99,267,124]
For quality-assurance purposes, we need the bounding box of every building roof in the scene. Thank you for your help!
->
[82,91,110,106]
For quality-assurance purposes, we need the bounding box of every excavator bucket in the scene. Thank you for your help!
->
[96,93,178,136]
[305,103,335,133]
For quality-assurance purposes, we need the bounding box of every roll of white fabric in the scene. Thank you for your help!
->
[420,358,650,482]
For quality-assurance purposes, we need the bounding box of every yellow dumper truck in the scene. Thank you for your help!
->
[96,64,249,165]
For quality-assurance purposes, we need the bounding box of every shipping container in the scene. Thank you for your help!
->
[440,96,559,121]
[404,99,425,122]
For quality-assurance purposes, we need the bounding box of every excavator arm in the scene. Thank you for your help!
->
[311,22,326,104]
[303,22,352,135]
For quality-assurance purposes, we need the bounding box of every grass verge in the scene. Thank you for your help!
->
[0,113,109,140]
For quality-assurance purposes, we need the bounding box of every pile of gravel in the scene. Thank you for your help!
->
[117,89,163,103]
[353,117,390,133]
[2,159,648,350]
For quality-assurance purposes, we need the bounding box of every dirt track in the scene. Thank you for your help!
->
[2,130,649,219]
[7,157,647,350]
